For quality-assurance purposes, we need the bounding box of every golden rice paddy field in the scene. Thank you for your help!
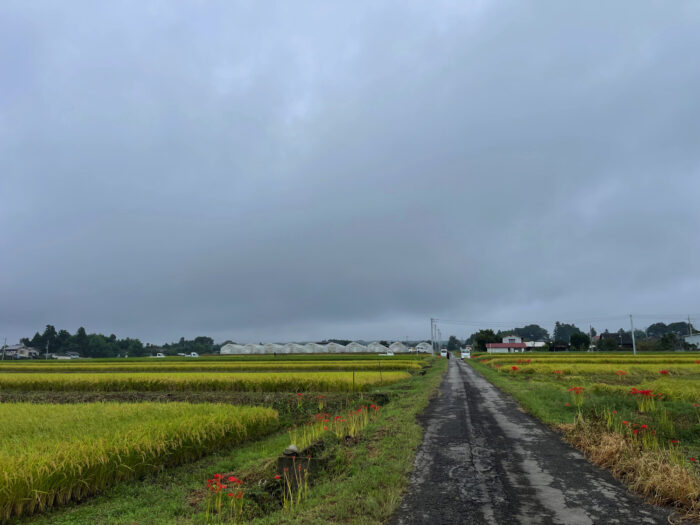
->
[0,403,278,520]
[0,370,410,392]
[0,359,421,373]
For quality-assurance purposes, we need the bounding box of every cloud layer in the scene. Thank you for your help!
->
[2,1,699,344]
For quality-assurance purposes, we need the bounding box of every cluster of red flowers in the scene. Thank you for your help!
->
[511,366,518,371]
[552,369,563,375]
[568,386,584,395]
[659,369,670,375]
[207,473,243,499]
[515,358,531,364]
[629,387,663,399]
[615,370,627,376]
[621,421,655,436]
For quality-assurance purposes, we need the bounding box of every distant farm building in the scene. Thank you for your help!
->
[486,335,527,354]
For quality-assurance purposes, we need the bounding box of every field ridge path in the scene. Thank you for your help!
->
[391,358,672,524]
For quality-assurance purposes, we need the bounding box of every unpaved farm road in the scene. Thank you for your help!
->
[392,358,675,525]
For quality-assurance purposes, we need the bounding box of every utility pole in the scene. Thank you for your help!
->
[1,337,6,361]
[630,315,637,356]
[688,316,693,336]
[430,318,435,355]
[46,340,50,360]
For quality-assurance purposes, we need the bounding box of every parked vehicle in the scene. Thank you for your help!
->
[150,353,166,358]
[184,352,199,358]
[461,350,471,359]
[440,349,448,358]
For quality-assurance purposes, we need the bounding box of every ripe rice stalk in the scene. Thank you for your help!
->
[0,371,410,392]
[0,402,278,520]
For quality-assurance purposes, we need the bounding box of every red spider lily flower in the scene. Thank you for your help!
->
[236,492,243,499]
[568,387,584,394]
[323,419,330,422]
[308,455,312,459]
[370,404,375,408]
[298,464,302,471]
[633,429,638,435]
[552,370,562,374]
[495,364,502,368]
[659,370,669,375]
[622,421,628,425]
[228,493,234,498]
[317,395,324,399]
[690,458,697,462]
[236,479,243,485]
[275,474,281,480]
[296,393,303,396]
[564,402,571,407]
[228,476,236,482]
[214,473,223,479]
[612,411,617,414]
[640,424,647,429]
[670,439,679,444]
[615,370,627,376]
[511,366,518,371]
[221,485,227,489]
[324,426,328,431]
[283,467,288,472]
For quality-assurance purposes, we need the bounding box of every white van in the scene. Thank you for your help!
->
[185,352,199,358]
[440,350,448,358]
[461,350,471,359]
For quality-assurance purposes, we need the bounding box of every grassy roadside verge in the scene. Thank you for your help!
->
[251,356,447,524]
[466,358,700,521]
[21,358,447,524]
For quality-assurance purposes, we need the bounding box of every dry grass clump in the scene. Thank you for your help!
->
[558,421,700,520]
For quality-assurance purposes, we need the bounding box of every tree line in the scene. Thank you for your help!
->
[455,320,697,353]
[18,325,220,358]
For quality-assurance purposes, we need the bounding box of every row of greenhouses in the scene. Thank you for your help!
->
[219,341,432,355]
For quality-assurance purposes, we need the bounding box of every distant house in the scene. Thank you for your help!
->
[598,332,633,349]
[3,344,40,359]
[486,336,527,354]
[684,334,700,347]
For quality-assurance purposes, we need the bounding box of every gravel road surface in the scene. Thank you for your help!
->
[392,358,673,524]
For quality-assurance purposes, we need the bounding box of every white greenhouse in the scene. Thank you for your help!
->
[346,342,368,353]
[220,343,246,355]
[326,342,346,353]
[415,342,433,353]
[368,341,389,353]
[263,343,283,354]
[304,343,326,353]
[389,342,408,353]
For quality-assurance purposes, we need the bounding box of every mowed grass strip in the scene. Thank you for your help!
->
[0,360,421,373]
[0,371,410,392]
[0,402,278,521]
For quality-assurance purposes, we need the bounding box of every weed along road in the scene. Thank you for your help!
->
[392,358,672,525]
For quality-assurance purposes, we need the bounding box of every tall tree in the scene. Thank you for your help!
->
[447,335,461,351]
[472,329,499,353]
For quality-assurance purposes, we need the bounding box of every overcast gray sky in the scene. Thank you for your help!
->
[2,1,699,345]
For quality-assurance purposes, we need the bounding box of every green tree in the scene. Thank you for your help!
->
[512,324,549,341]
[447,335,461,352]
[553,322,584,344]
[472,330,499,353]
[569,332,590,351]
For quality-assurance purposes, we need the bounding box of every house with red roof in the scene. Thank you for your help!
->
[486,335,528,354]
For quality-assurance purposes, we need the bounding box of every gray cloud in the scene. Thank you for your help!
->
[2,1,699,344]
